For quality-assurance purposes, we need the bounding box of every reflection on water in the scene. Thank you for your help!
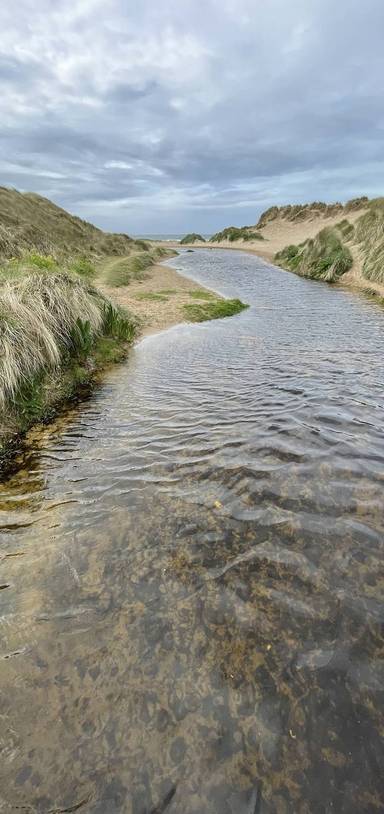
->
[1,249,384,813]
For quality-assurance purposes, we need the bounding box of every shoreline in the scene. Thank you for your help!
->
[100,259,221,337]
[163,240,384,299]
[0,258,245,475]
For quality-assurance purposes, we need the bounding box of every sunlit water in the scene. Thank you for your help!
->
[1,249,384,813]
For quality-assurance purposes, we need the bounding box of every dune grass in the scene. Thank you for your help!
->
[183,297,248,322]
[275,226,353,282]
[210,226,264,243]
[0,264,136,446]
[354,199,384,284]
[275,201,384,286]
[180,233,206,244]
[103,247,174,287]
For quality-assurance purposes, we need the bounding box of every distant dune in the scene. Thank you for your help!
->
[180,196,384,296]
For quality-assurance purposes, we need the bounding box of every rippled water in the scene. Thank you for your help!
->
[1,249,384,813]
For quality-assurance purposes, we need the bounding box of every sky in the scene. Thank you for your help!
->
[1,0,383,234]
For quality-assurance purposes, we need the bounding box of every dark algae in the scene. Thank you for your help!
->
[1,249,383,812]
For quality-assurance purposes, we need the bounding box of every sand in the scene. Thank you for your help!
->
[100,260,220,337]
[158,205,384,298]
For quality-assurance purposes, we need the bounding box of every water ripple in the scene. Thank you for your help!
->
[1,249,384,812]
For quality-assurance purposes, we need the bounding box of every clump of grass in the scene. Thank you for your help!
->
[188,289,216,300]
[69,257,97,279]
[335,219,355,240]
[354,201,384,283]
[133,239,150,251]
[183,298,248,322]
[24,252,57,269]
[70,318,94,359]
[210,226,264,243]
[102,302,136,341]
[180,233,206,244]
[158,288,177,295]
[275,227,353,282]
[0,270,136,423]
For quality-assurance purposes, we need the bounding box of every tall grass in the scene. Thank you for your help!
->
[354,201,384,283]
[0,270,134,413]
[275,227,353,282]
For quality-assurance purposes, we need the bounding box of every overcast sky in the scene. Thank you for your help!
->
[1,0,383,234]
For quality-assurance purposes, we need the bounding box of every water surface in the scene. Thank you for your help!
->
[1,250,384,813]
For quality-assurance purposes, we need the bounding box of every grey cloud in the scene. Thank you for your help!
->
[0,0,383,232]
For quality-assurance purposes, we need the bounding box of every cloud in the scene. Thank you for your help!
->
[0,0,383,232]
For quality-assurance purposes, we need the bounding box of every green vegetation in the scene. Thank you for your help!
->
[188,289,216,300]
[180,233,206,244]
[183,297,248,322]
[0,186,150,262]
[335,219,355,240]
[69,256,97,279]
[0,264,136,451]
[354,199,384,283]
[210,226,264,243]
[275,226,353,282]
[103,247,174,287]
[274,198,384,286]
[256,197,369,229]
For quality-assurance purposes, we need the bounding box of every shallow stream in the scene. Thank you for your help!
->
[1,250,383,813]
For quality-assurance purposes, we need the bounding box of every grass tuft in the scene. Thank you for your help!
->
[180,233,206,244]
[210,226,264,243]
[0,269,136,443]
[69,257,97,279]
[183,298,248,322]
[275,227,353,282]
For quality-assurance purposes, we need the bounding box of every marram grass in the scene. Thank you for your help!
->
[0,268,136,442]
[275,226,353,282]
